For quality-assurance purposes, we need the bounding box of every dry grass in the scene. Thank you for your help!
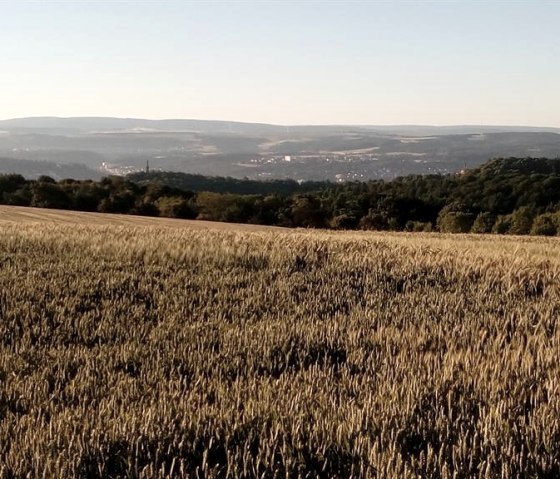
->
[0,205,282,231]
[0,208,559,478]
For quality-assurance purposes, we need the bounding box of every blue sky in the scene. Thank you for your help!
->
[1,1,559,126]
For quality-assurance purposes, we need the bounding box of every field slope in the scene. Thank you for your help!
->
[0,208,559,478]
[0,205,281,231]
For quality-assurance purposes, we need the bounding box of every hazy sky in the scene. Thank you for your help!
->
[1,0,559,126]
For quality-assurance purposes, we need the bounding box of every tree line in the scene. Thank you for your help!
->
[128,171,331,196]
[1,157,560,235]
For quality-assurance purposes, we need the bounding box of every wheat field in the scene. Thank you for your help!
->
[0,207,559,478]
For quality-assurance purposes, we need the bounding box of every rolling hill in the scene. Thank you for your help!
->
[1,117,559,181]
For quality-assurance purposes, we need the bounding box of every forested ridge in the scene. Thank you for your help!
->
[2,157,560,235]
[128,171,331,196]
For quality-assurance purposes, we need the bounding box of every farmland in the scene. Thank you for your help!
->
[0,208,559,478]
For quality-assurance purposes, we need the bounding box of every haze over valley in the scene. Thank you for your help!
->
[1,116,559,181]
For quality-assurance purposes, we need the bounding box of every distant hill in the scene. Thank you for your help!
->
[2,117,559,135]
[0,116,283,135]
[1,117,559,181]
[0,157,101,180]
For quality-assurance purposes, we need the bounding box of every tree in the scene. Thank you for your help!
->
[471,212,496,234]
[37,175,56,184]
[492,215,512,234]
[508,206,534,235]
[404,220,432,232]
[251,195,285,226]
[0,174,29,206]
[98,192,136,214]
[436,203,475,233]
[0,174,26,194]
[195,192,259,223]
[359,209,391,230]
[290,195,326,228]
[30,182,70,209]
[156,196,196,219]
[331,214,358,230]
[530,213,557,236]
[72,182,104,211]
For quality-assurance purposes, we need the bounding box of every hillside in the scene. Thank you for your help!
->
[0,157,101,180]
[0,205,279,231]
[1,117,559,181]
[127,171,331,196]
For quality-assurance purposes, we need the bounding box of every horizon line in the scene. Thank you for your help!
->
[1,115,560,130]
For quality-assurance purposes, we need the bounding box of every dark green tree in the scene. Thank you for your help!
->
[508,206,534,235]
[492,215,512,234]
[156,196,196,219]
[471,212,496,234]
[530,213,557,236]
[436,203,475,233]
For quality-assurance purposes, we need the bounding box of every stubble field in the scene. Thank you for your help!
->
[0,206,559,478]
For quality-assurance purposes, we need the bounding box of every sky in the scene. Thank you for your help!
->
[0,0,559,126]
